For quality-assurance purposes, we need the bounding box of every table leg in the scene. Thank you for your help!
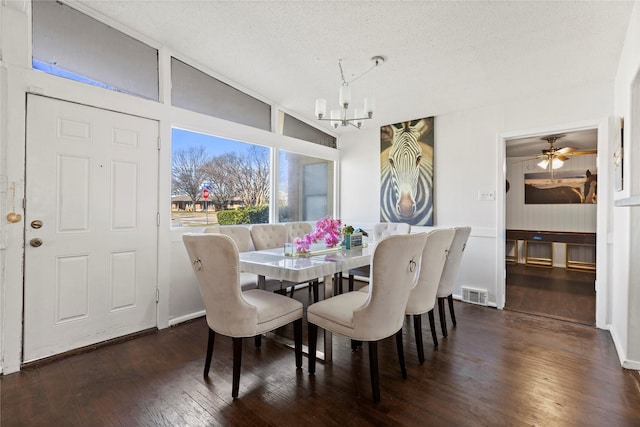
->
[258,275,265,290]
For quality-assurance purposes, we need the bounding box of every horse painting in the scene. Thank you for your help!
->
[524,169,597,204]
[380,117,434,225]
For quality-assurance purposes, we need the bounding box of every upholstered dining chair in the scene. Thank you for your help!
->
[203,225,276,291]
[182,233,303,399]
[307,232,428,403]
[347,222,411,292]
[251,223,310,297]
[359,228,455,363]
[284,221,313,243]
[283,221,323,300]
[436,226,472,337]
[406,228,455,361]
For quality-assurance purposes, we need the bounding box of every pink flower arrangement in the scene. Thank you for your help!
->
[293,216,342,253]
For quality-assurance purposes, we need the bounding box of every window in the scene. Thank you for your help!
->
[171,58,271,131]
[280,112,336,148]
[171,128,270,227]
[278,150,334,222]
[32,1,159,100]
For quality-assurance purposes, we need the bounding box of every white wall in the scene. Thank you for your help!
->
[340,82,612,309]
[612,1,640,369]
[506,154,598,232]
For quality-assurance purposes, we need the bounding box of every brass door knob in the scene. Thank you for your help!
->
[31,220,43,229]
[30,238,43,247]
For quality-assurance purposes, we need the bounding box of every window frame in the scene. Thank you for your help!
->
[170,107,340,226]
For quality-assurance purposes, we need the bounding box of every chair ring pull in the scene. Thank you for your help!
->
[193,258,203,271]
[409,259,417,272]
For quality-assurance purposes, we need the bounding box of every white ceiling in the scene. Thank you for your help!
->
[74,1,635,136]
[505,128,598,157]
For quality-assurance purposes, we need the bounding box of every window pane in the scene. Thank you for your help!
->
[32,1,158,101]
[171,58,271,131]
[281,113,336,148]
[278,150,334,222]
[171,128,270,227]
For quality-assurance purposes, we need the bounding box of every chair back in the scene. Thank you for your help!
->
[250,224,288,250]
[405,228,456,315]
[436,226,472,298]
[353,233,428,340]
[182,233,258,336]
[203,225,221,234]
[373,222,411,240]
[219,225,255,252]
[284,222,313,242]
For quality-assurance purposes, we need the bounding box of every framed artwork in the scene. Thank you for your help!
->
[524,169,597,204]
[380,117,434,225]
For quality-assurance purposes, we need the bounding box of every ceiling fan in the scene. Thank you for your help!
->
[533,134,597,172]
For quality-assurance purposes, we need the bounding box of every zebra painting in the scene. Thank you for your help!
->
[380,117,434,226]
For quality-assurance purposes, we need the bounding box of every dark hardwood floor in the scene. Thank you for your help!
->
[505,263,596,325]
[2,282,639,426]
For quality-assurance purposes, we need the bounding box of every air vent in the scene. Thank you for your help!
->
[462,287,488,306]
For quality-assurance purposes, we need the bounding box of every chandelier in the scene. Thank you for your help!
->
[314,56,385,129]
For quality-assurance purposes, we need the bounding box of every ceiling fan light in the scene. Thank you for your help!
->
[537,159,549,169]
[551,158,564,169]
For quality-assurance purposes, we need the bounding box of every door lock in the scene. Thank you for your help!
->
[30,238,43,248]
[31,220,43,229]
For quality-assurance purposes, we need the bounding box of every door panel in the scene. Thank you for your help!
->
[24,95,159,363]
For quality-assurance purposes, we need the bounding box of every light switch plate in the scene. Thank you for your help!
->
[478,190,495,201]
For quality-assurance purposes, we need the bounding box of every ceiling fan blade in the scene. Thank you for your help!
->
[564,149,597,156]
[555,155,569,161]
[555,146,576,155]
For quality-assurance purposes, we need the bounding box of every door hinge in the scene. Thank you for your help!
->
[156,289,160,303]
[157,212,160,226]
[157,137,161,151]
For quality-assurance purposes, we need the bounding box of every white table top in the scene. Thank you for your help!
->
[239,245,374,283]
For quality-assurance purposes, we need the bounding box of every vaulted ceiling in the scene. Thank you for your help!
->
[75,1,635,136]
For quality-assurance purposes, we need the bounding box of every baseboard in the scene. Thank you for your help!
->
[168,310,205,327]
[608,325,640,370]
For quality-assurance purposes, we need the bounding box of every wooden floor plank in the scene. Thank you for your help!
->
[2,290,640,426]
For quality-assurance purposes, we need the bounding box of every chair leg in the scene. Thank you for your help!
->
[293,319,302,369]
[448,294,457,327]
[413,314,425,364]
[438,297,448,337]
[428,309,438,347]
[308,323,318,374]
[338,272,343,294]
[395,329,407,379]
[254,334,262,348]
[349,274,355,292]
[204,327,215,378]
[232,337,243,399]
[312,280,319,304]
[368,341,381,403]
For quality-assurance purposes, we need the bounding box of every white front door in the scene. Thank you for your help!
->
[24,95,159,363]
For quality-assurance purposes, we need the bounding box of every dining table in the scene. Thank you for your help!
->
[238,244,375,362]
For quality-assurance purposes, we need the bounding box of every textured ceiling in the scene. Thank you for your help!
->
[74,1,635,136]
[506,129,597,157]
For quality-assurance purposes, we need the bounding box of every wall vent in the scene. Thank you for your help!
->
[462,287,488,306]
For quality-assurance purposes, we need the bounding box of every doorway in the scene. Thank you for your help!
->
[504,130,597,324]
[24,95,160,363]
